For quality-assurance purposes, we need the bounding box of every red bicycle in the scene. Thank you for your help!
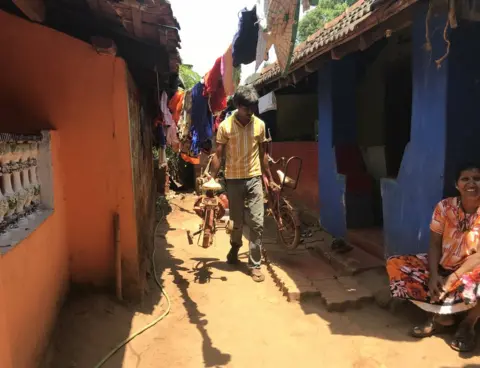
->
[263,132,303,249]
[192,156,228,248]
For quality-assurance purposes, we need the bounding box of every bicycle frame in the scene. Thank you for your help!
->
[264,128,303,193]
[263,129,303,235]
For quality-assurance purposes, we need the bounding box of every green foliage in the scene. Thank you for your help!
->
[297,0,356,43]
[179,64,201,90]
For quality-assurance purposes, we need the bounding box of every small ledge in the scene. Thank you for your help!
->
[0,209,53,256]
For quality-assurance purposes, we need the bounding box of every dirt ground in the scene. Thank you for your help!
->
[48,194,480,368]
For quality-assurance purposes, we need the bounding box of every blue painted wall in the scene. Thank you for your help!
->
[317,57,357,238]
[381,3,448,256]
[444,20,480,197]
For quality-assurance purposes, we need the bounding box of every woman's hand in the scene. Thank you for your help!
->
[428,272,444,301]
[438,273,459,300]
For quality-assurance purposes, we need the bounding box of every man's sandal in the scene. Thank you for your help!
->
[250,268,265,283]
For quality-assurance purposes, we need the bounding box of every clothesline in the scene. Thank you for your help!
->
[156,0,303,166]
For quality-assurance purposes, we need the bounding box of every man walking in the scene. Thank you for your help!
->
[210,86,275,282]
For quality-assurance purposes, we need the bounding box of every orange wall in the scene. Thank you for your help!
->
[0,11,140,367]
[0,133,68,368]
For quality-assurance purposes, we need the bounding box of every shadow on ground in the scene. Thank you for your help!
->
[46,195,233,368]
[46,194,479,367]
[262,216,480,361]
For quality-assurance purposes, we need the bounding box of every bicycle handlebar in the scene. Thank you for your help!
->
[267,154,286,166]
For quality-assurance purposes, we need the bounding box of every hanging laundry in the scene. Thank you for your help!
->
[178,89,192,142]
[181,153,200,165]
[190,82,213,154]
[255,0,269,71]
[203,57,227,115]
[221,45,235,97]
[161,91,175,127]
[256,0,269,28]
[153,115,166,148]
[255,29,268,71]
[232,6,259,67]
[168,89,185,124]
[160,91,180,151]
[258,92,277,114]
[180,131,200,165]
[264,0,301,74]
[213,115,223,133]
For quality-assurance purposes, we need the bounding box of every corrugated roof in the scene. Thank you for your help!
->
[254,0,416,87]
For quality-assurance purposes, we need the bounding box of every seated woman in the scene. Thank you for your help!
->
[387,163,480,352]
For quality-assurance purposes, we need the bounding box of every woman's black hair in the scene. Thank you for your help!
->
[455,162,480,181]
[233,85,259,108]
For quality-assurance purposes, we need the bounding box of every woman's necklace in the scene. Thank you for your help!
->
[457,197,479,232]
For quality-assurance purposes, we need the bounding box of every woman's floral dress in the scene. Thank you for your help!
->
[387,197,480,314]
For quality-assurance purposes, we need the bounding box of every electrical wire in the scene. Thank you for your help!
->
[94,219,171,368]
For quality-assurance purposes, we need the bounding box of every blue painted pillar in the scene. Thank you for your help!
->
[317,57,357,238]
[381,3,448,256]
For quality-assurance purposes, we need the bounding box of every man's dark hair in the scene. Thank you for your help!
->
[233,85,259,108]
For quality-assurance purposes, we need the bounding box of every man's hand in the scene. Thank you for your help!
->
[428,272,444,302]
[269,180,280,193]
[210,145,225,180]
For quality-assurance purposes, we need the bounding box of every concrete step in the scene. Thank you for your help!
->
[347,228,385,260]
[295,207,385,275]
[264,247,375,310]
[262,209,386,311]
[307,229,385,275]
[313,276,373,312]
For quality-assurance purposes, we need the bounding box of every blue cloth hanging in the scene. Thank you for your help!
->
[232,6,259,68]
[190,82,213,155]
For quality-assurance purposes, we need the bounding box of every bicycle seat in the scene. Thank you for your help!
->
[201,178,222,192]
[276,170,296,189]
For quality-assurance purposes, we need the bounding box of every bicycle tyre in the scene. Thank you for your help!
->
[202,231,212,248]
[202,209,214,248]
[277,201,301,250]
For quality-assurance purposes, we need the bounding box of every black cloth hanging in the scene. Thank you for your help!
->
[232,6,259,68]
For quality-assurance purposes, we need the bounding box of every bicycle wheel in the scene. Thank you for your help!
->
[202,231,212,248]
[202,208,214,248]
[277,201,301,250]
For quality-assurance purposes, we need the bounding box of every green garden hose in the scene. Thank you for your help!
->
[94,220,171,368]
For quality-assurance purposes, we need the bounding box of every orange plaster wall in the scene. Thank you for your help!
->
[0,10,140,367]
[0,132,68,368]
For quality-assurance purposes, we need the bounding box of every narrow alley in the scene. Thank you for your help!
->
[3,1,480,367]
[47,194,479,368]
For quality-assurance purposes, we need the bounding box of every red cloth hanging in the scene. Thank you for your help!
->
[168,90,185,125]
[203,57,227,115]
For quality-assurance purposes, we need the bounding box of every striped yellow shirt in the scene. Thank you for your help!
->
[216,112,267,179]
